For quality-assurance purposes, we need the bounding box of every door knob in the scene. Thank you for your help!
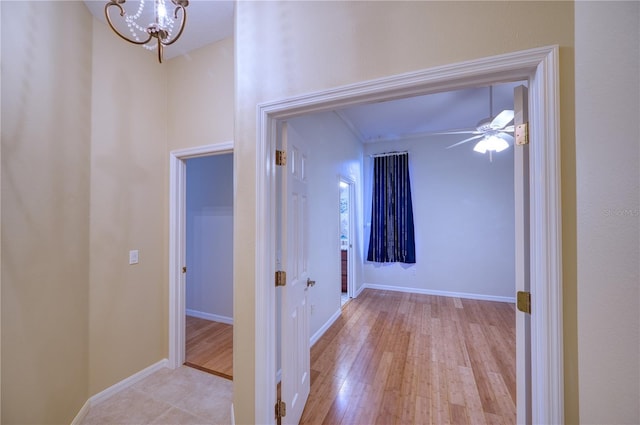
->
[306,278,316,288]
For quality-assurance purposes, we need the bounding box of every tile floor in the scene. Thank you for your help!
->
[80,366,233,425]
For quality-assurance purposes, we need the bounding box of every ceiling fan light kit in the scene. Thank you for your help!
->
[104,0,189,63]
[442,86,515,159]
[473,134,510,154]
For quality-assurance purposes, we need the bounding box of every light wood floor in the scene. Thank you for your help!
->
[300,289,516,425]
[185,316,233,380]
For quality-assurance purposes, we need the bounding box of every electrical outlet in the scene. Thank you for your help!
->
[129,250,139,265]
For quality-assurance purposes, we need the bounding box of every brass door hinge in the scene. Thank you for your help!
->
[275,270,286,287]
[275,399,287,420]
[517,291,531,314]
[515,123,529,146]
[276,150,287,166]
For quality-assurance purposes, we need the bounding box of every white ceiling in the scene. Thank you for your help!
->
[84,1,525,141]
[335,82,524,143]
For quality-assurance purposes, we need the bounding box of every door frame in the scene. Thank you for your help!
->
[256,45,562,424]
[168,141,234,369]
[339,175,357,300]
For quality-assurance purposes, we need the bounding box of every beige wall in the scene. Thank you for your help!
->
[234,1,575,423]
[89,22,169,395]
[1,2,92,423]
[575,2,640,423]
[1,3,236,421]
[2,1,638,424]
[167,38,235,151]
[88,11,235,399]
[88,24,235,396]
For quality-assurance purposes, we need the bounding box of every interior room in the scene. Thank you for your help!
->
[279,82,521,331]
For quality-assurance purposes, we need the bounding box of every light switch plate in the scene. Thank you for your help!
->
[129,250,139,265]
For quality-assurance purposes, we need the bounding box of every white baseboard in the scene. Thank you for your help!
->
[71,359,169,424]
[91,359,169,405]
[186,309,233,325]
[362,283,516,303]
[353,283,366,298]
[310,308,341,347]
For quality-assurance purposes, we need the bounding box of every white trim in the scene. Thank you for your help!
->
[172,142,235,159]
[338,174,357,301]
[362,283,516,303]
[91,359,169,405]
[71,360,169,424]
[256,46,563,425]
[528,47,564,425]
[353,283,366,298]
[186,309,233,325]
[255,106,277,425]
[310,309,342,347]
[169,142,234,369]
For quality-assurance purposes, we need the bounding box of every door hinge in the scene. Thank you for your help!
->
[515,123,529,146]
[275,270,286,287]
[275,399,287,420]
[275,150,287,166]
[517,291,531,314]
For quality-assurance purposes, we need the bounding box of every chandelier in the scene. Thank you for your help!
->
[105,0,189,63]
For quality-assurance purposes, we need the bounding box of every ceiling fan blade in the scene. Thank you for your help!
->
[432,129,482,135]
[490,110,514,129]
[502,125,515,133]
[434,131,480,136]
[498,132,515,144]
[446,135,483,149]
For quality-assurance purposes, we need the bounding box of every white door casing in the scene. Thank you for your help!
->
[340,175,357,299]
[256,46,562,424]
[279,122,311,424]
[514,84,532,424]
[168,142,234,369]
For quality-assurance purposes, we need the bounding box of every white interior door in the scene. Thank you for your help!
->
[514,84,532,424]
[279,122,311,424]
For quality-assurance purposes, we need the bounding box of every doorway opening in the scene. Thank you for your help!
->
[339,177,355,307]
[168,141,234,377]
[255,46,562,425]
[288,81,527,423]
[183,153,234,380]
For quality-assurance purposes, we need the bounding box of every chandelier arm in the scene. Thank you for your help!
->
[157,39,164,63]
[161,5,187,47]
[105,1,153,46]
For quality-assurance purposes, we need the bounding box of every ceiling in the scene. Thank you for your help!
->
[84,1,524,141]
[335,82,524,143]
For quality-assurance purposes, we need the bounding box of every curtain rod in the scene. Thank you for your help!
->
[369,150,409,158]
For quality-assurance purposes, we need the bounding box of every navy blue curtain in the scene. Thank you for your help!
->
[367,152,416,263]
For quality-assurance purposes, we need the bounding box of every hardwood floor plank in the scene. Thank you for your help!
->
[459,365,488,425]
[300,289,515,425]
[185,316,233,379]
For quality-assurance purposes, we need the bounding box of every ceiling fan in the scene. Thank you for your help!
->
[439,86,515,158]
